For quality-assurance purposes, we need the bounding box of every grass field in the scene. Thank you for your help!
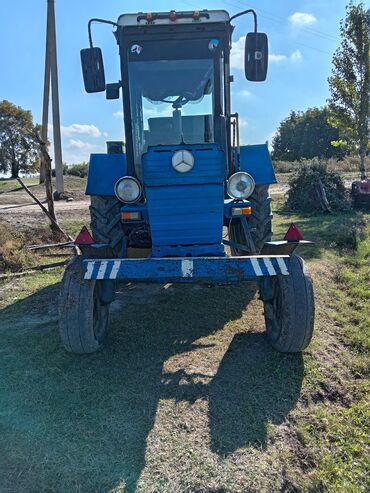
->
[0,202,369,492]
[0,176,87,204]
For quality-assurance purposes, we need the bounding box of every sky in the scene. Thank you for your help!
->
[0,0,365,164]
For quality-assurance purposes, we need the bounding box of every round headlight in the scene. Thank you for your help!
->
[114,176,142,203]
[227,172,255,200]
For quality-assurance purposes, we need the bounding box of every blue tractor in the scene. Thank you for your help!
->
[58,8,314,354]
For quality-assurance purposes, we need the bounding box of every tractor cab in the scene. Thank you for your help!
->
[122,26,223,177]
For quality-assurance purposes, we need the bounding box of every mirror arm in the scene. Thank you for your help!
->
[230,9,257,32]
[88,18,118,48]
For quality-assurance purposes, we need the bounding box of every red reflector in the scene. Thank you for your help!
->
[284,223,304,242]
[75,226,94,245]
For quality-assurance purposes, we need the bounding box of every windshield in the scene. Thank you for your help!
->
[128,58,215,173]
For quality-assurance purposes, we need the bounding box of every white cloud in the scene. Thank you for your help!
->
[269,53,287,63]
[113,111,124,118]
[143,106,172,119]
[67,139,96,151]
[291,49,303,61]
[267,50,303,63]
[230,36,245,70]
[231,36,291,68]
[239,117,248,127]
[289,12,317,26]
[61,124,101,138]
[236,90,252,98]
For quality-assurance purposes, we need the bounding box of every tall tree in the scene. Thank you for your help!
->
[328,2,370,179]
[0,100,39,178]
[272,107,343,161]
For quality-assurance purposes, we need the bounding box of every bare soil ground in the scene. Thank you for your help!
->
[0,177,90,230]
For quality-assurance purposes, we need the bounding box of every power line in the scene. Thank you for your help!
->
[181,0,335,57]
[231,0,339,42]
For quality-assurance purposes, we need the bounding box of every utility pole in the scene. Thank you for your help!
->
[40,0,64,196]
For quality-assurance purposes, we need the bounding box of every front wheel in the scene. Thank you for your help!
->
[58,257,110,354]
[260,255,315,353]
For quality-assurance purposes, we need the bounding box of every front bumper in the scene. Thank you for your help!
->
[83,255,290,283]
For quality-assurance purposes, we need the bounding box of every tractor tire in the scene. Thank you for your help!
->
[260,255,315,353]
[249,184,273,252]
[228,221,247,256]
[58,256,109,354]
[90,196,124,257]
[229,185,272,255]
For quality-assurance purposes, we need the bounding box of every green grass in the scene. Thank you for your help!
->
[0,175,86,196]
[336,236,370,357]
[0,206,369,492]
[0,176,39,194]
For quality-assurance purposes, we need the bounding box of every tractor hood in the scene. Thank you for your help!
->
[142,144,225,257]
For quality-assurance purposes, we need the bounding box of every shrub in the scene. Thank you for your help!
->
[51,163,88,178]
[273,160,295,173]
[66,163,88,178]
[330,216,367,250]
[286,159,349,212]
[51,164,68,177]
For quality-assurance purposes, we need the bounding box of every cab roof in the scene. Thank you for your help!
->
[117,10,230,27]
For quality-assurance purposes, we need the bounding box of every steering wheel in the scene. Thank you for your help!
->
[159,93,192,107]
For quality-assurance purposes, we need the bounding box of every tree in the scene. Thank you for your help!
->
[0,100,39,178]
[272,107,343,161]
[328,2,370,179]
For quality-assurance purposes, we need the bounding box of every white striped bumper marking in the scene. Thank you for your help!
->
[250,258,263,276]
[109,260,121,279]
[263,258,276,275]
[84,261,95,280]
[181,259,194,277]
[83,257,289,280]
[277,257,289,275]
[96,260,108,279]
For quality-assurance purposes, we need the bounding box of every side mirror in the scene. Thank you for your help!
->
[80,47,106,93]
[106,82,121,100]
[245,33,268,82]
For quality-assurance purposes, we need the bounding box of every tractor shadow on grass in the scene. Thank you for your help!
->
[208,332,304,453]
[0,280,303,493]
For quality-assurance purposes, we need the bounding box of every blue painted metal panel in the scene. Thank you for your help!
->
[151,243,225,258]
[82,256,290,283]
[237,144,277,185]
[143,144,226,249]
[145,185,224,246]
[86,154,127,196]
[143,144,226,186]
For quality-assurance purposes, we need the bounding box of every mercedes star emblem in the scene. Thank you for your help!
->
[172,150,195,173]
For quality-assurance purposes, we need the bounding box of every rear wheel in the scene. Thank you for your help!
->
[229,184,272,255]
[58,257,109,354]
[260,255,315,352]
